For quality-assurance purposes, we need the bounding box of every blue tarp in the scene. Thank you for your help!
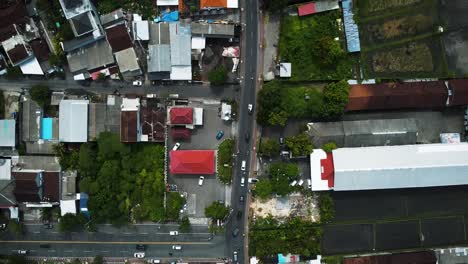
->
[342,0,361,52]
[161,11,179,22]
[41,117,53,140]
[80,192,90,219]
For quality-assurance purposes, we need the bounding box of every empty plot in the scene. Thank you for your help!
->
[406,186,468,217]
[322,224,374,254]
[375,220,420,251]
[421,217,466,247]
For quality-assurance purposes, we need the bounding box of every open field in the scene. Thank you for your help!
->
[356,0,423,16]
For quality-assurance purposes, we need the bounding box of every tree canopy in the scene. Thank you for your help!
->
[285,133,313,157]
[269,162,299,196]
[205,201,229,220]
[179,215,191,233]
[319,193,335,224]
[30,84,51,108]
[208,66,228,86]
[320,80,350,120]
[59,213,88,232]
[254,178,273,200]
[217,139,234,184]
[322,142,338,153]
[258,138,281,157]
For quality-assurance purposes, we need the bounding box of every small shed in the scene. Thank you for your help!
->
[279,63,291,78]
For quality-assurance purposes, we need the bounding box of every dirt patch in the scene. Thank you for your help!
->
[359,0,422,15]
[251,193,320,222]
[3,91,20,118]
[371,42,433,73]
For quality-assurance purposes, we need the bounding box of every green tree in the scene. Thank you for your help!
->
[58,213,88,232]
[217,139,234,184]
[30,84,51,108]
[166,192,185,220]
[93,255,104,264]
[319,192,335,224]
[254,178,273,200]
[320,80,350,120]
[257,81,283,125]
[179,215,191,233]
[285,133,313,157]
[79,143,98,178]
[268,110,288,127]
[96,73,107,82]
[205,201,229,220]
[5,66,22,80]
[269,162,299,196]
[259,138,281,157]
[322,142,337,153]
[208,66,228,86]
[49,53,65,67]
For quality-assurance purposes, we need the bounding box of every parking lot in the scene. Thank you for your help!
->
[167,100,234,219]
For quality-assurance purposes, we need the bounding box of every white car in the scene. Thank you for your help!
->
[241,160,246,171]
[298,179,304,186]
[290,180,297,186]
[240,177,245,187]
[133,80,143,86]
[307,179,312,189]
[172,245,182,250]
[248,178,258,184]
[170,231,179,236]
[134,252,145,258]
[17,250,28,255]
[172,142,181,151]
[149,260,161,264]
[248,104,253,114]
[198,176,204,186]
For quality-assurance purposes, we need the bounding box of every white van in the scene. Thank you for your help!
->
[298,179,304,186]
[241,177,245,187]
[172,245,182,250]
[169,231,179,236]
[241,160,246,171]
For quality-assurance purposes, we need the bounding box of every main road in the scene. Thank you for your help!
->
[225,0,260,263]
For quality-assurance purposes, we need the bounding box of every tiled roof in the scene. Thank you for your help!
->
[200,0,227,9]
[7,44,29,65]
[106,24,133,52]
[30,39,50,62]
[448,79,468,106]
[13,171,41,203]
[170,150,215,174]
[170,107,193,124]
[0,0,27,31]
[170,127,191,139]
[43,172,59,202]
[121,110,138,142]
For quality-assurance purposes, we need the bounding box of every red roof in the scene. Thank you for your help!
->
[298,2,316,16]
[343,251,436,264]
[170,107,193,124]
[121,111,138,142]
[321,153,334,188]
[106,24,133,53]
[200,0,227,9]
[43,172,59,202]
[170,150,215,174]
[171,127,191,140]
[448,79,468,106]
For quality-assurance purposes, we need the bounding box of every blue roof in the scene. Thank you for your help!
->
[41,117,53,140]
[342,0,361,52]
[80,192,90,219]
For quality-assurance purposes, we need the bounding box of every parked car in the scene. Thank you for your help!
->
[233,251,238,262]
[241,160,246,171]
[134,252,145,258]
[279,137,285,145]
[240,177,245,187]
[133,80,143,86]
[169,231,179,236]
[172,142,181,151]
[298,179,304,186]
[17,250,28,255]
[248,178,258,184]
[290,180,297,186]
[216,130,225,140]
[244,133,250,142]
[198,176,205,186]
[172,245,182,250]
[136,244,147,250]
[149,259,161,263]
[307,179,312,189]
[248,104,253,114]
[232,228,239,237]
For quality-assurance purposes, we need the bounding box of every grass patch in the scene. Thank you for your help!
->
[356,0,423,17]
[217,139,234,184]
[278,11,356,80]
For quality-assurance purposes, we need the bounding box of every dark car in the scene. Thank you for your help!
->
[244,133,250,142]
[239,195,245,203]
[236,210,243,219]
[136,244,147,250]
[232,228,239,237]
[216,130,225,140]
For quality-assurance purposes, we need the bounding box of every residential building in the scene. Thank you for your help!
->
[120,98,140,143]
[100,9,125,29]
[59,100,89,143]
[0,120,15,148]
[170,150,216,174]
[200,0,239,9]
[169,22,192,80]
[343,251,436,264]
[157,0,179,6]
[114,47,142,79]
[105,24,132,52]
[66,39,115,80]
[88,95,122,140]
[148,22,171,80]
[310,143,468,191]
[297,1,339,16]
[133,19,149,41]
[307,119,418,148]
[191,22,235,38]
[0,158,18,219]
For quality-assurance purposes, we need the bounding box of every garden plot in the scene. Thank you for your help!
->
[251,193,320,222]
[357,0,422,16]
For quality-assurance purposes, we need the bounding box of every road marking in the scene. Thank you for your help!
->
[0,240,211,245]
[65,250,73,253]
[84,250,92,253]
[48,250,56,252]
[139,233,149,235]
[101,250,109,253]
[51,232,58,234]
[34,231,40,234]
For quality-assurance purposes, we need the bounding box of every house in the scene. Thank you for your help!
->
[191,22,235,38]
[148,22,171,80]
[447,79,468,106]
[59,100,89,142]
[12,170,59,206]
[169,22,192,80]
[310,143,468,191]
[66,39,115,80]
[200,0,238,9]
[307,119,418,148]
[0,120,15,147]
[2,34,44,75]
[343,251,436,264]
[105,23,133,53]
[169,107,193,125]
[279,63,291,78]
[170,150,216,174]
[120,98,140,142]
[100,9,125,29]
[114,47,142,80]
[60,170,77,216]
[0,158,18,219]
[170,127,191,140]
[346,81,449,112]
[133,19,149,41]
[297,1,339,16]
[88,96,122,140]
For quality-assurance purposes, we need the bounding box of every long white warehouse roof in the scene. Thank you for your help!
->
[333,143,468,191]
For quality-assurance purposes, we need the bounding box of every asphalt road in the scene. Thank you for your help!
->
[0,224,226,259]
[0,78,237,99]
[225,0,260,263]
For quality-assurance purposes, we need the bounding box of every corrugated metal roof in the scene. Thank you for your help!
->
[191,23,234,37]
[59,100,89,142]
[333,143,468,191]
[169,22,191,66]
[0,119,15,147]
[148,44,171,72]
[342,0,361,52]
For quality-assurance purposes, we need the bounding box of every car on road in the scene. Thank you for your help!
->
[241,160,246,171]
[279,137,285,145]
[172,245,182,250]
[0,223,6,230]
[233,251,238,262]
[134,252,145,258]
[216,130,224,140]
[298,179,304,186]
[307,179,312,189]
[237,210,243,219]
[198,176,204,186]
[136,244,147,250]
[248,178,258,184]
[133,80,143,86]
[244,133,250,142]
[240,177,245,187]
[43,223,53,229]
[149,260,161,264]
[172,142,181,151]
[248,104,253,114]
[170,231,179,236]
[232,228,239,237]
[239,195,245,203]
[17,250,28,255]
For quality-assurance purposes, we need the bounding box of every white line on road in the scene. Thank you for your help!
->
[48,250,56,252]
[51,232,58,234]
[34,231,40,234]
[122,232,132,235]
[101,250,109,253]
[84,250,92,253]
[138,233,149,235]
[65,250,73,253]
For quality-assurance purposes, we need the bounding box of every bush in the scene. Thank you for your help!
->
[208,66,228,85]
[258,138,281,157]
[322,142,337,153]
[30,84,51,109]
[5,66,23,80]
[320,80,350,120]
[253,178,273,200]
[270,162,299,196]
[166,192,185,220]
[179,216,191,232]
[217,139,234,184]
[285,133,313,157]
[205,201,229,220]
[59,213,88,232]
[319,192,335,224]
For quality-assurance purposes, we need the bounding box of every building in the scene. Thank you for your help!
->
[307,119,418,148]
[0,158,18,219]
[59,100,89,142]
[343,251,436,264]
[105,23,133,52]
[133,19,149,41]
[447,79,468,106]
[157,0,179,6]
[12,169,60,207]
[346,81,449,112]
[310,143,468,192]
[191,22,235,38]
[67,39,115,80]
[100,9,125,29]
[120,98,140,142]
[170,150,216,174]
[170,127,191,140]
[148,22,171,80]
[200,0,238,9]
[0,120,15,147]
[169,22,192,80]
[297,1,339,17]
[279,63,291,78]
[342,0,360,53]
[114,47,142,79]
[169,107,193,125]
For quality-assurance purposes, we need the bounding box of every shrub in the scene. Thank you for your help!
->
[322,142,338,153]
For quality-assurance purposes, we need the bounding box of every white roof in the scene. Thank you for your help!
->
[157,0,178,5]
[133,21,149,40]
[194,107,203,125]
[121,98,140,111]
[0,119,15,147]
[227,0,238,8]
[170,65,192,80]
[115,47,140,73]
[0,159,11,180]
[309,149,331,191]
[20,57,44,75]
[192,37,206,49]
[221,103,231,121]
[60,200,76,216]
[279,63,291,77]
[59,100,89,142]
[333,143,468,191]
